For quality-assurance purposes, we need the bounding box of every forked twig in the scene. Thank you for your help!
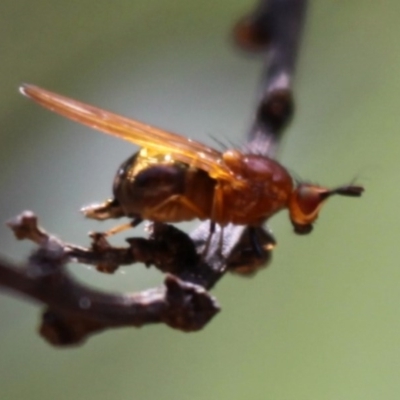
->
[0,0,308,346]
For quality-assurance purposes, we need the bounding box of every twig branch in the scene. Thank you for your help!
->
[236,0,307,153]
[0,0,308,346]
[1,213,220,346]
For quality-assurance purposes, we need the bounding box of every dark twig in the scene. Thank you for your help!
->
[2,213,220,345]
[192,0,308,281]
[0,0,308,346]
[239,0,307,154]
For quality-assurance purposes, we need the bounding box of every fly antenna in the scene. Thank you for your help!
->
[332,185,364,197]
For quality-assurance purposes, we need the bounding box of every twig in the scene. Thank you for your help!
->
[0,0,308,346]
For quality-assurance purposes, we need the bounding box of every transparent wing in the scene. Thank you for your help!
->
[20,84,233,181]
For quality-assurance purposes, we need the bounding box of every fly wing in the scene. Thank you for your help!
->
[20,84,234,181]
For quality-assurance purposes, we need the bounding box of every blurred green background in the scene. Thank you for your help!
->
[1,1,400,399]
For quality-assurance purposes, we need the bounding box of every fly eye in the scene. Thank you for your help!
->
[290,182,364,232]
[289,184,330,231]
[296,185,328,216]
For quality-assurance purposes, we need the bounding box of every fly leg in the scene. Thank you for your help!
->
[103,216,143,237]
[146,195,209,221]
[82,199,142,238]
[204,183,225,257]
[201,221,216,258]
[145,194,213,258]
[248,227,276,256]
[248,227,264,258]
[81,198,124,220]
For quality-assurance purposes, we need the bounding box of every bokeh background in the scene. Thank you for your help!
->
[1,1,400,399]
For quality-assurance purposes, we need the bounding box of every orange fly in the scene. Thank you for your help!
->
[20,84,364,252]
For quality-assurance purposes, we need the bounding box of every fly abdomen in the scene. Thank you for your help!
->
[112,151,215,222]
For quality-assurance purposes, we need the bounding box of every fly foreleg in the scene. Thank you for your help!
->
[81,198,125,220]
[145,194,209,221]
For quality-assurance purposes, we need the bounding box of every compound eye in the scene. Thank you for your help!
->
[296,185,328,216]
